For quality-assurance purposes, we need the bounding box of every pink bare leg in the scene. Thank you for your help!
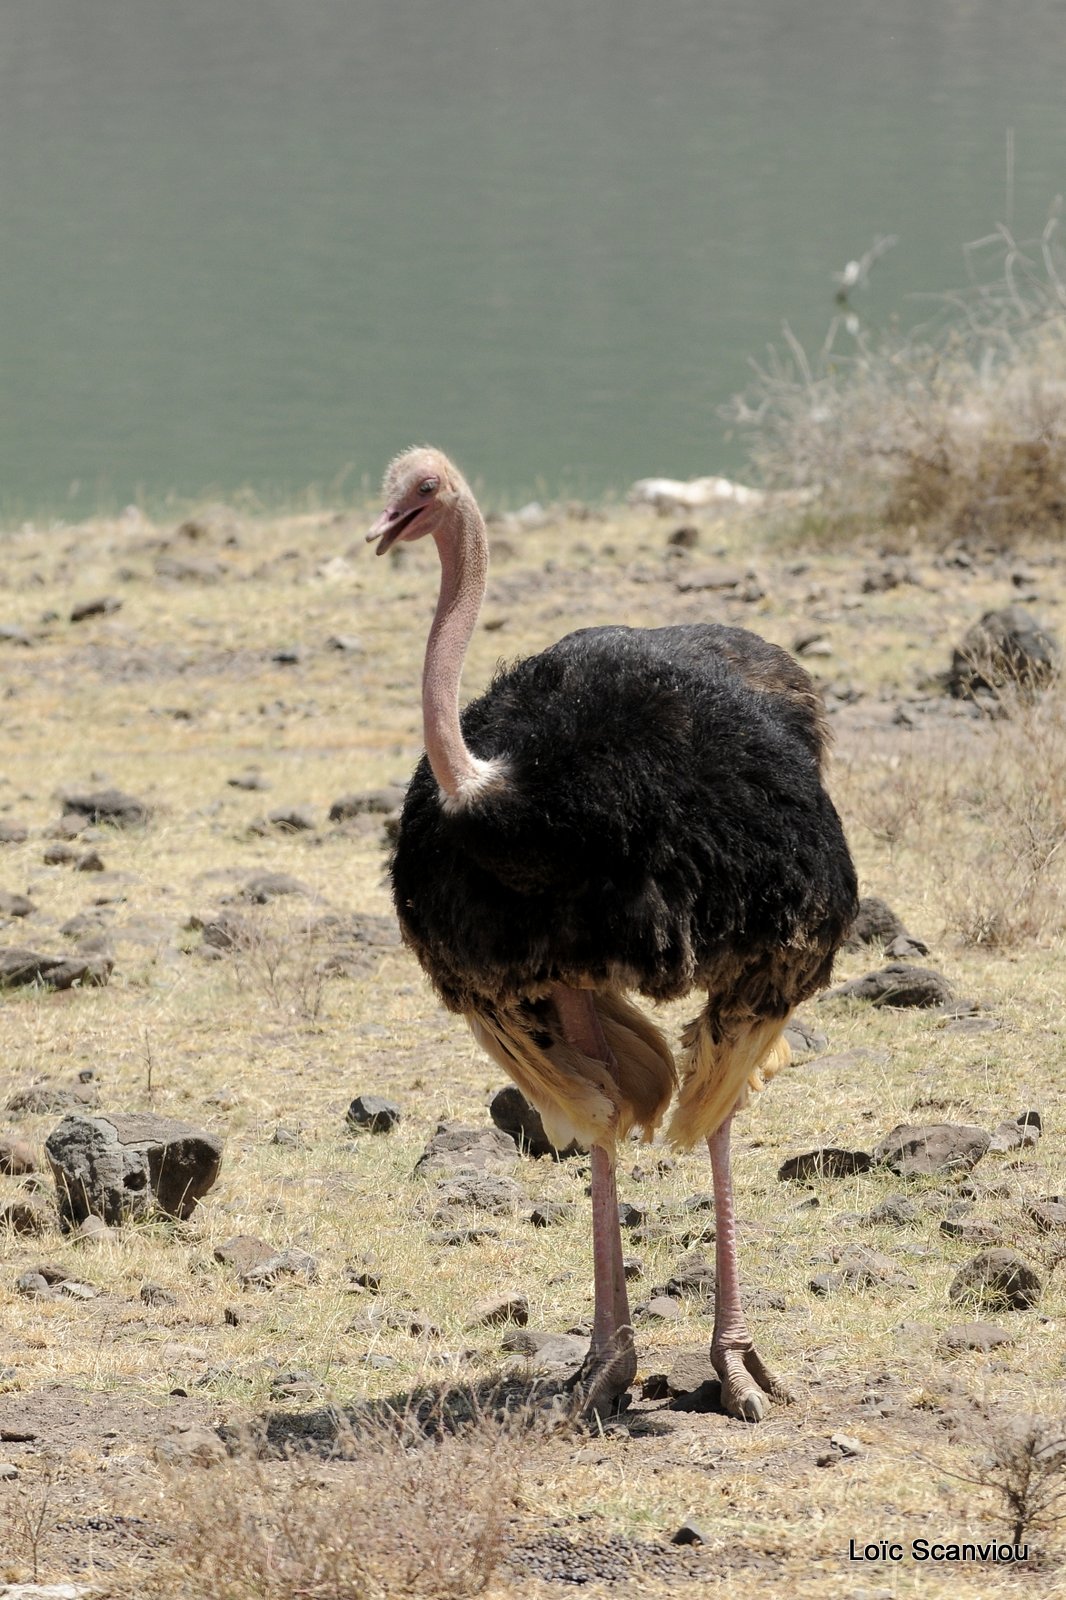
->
[552,986,636,1418]
[708,1115,791,1422]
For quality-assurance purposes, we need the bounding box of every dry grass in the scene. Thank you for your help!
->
[1,489,1066,1595]
[727,209,1066,548]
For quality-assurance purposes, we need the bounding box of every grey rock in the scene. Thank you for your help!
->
[153,1424,227,1468]
[427,1226,499,1246]
[637,1295,682,1322]
[227,770,270,791]
[783,1015,829,1055]
[431,1173,524,1216]
[938,1321,1015,1354]
[0,1197,53,1235]
[939,1217,1001,1245]
[529,1201,575,1227]
[16,1271,51,1297]
[59,787,149,827]
[663,1251,716,1300]
[671,1518,709,1546]
[665,1349,717,1396]
[266,806,316,832]
[0,892,36,919]
[7,1078,101,1114]
[1026,1199,1066,1233]
[328,788,406,821]
[415,1121,521,1178]
[828,963,954,1008]
[949,605,1061,698]
[0,1135,37,1175]
[0,948,113,990]
[70,595,123,622]
[241,872,309,903]
[948,1248,1042,1311]
[490,1084,580,1158]
[861,1196,920,1227]
[0,822,29,844]
[778,1147,872,1182]
[46,1112,223,1227]
[873,1122,990,1176]
[466,1293,529,1329]
[214,1235,276,1273]
[141,1281,179,1307]
[844,896,909,950]
[346,1095,402,1133]
[74,851,105,873]
[989,1116,1041,1153]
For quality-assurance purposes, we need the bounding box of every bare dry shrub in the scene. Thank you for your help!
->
[954,1415,1066,1549]
[228,908,330,1024]
[138,1412,528,1599]
[726,208,1066,547]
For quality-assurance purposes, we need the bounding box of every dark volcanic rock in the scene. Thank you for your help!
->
[328,788,406,821]
[844,896,909,950]
[778,1147,872,1182]
[345,1095,402,1133]
[938,1321,1014,1354]
[414,1122,520,1177]
[949,605,1060,698]
[0,948,113,990]
[828,963,954,1008]
[70,596,122,622]
[948,1249,1042,1311]
[873,1123,990,1176]
[489,1084,580,1158]
[7,1078,101,1115]
[0,892,36,919]
[266,806,316,832]
[59,787,149,827]
[431,1173,524,1216]
[45,1112,223,1228]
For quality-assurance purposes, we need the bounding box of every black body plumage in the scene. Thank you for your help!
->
[390,622,858,1021]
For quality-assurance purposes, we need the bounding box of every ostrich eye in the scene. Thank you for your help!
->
[418,477,439,497]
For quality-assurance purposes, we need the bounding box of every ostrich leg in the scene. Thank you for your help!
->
[552,986,636,1418]
[707,1114,792,1422]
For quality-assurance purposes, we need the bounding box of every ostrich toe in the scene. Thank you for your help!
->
[566,1326,638,1421]
[712,1343,793,1423]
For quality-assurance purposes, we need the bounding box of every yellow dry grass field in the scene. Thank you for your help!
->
[1,495,1065,1597]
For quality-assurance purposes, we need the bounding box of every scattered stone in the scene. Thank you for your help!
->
[75,1214,110,1243]
[663,1251,716,1300]
[665,1349,717,1397]
[16,1271,51,1298]
[346,1095,402,1133]
[42,843,77,865]
[74,851,105,873]
[46,1112,223,1227]
[415,1122,521,1178]
[667,525,700,549]
[778,1147,872,1182]
[844,897,910,950]
[59,787,149,827]
[214,1235,276,1274]
[141,1282,178,1307]
[241,872,309,902]
[949,605,1060,698]
[427,1226,499,1247]
[271,646,305,666]
[948,1249,1042,1311]
[828,963,954,1008]
[873,1123,990,1176]
[783,1015,828,1055]
[676,564,749,594]
[0,891,35,918]
[0,625,33,646]
[489,1084,580,1158]
[939,1217,1001,1245]
[70,595,122,622]
[0,822,29,844]
[240,1248,319,1288]
[1026,1199,1066,1233]
[0,1135,37,1175]
[529,1201,575,1227]
[861,1196,920,1227]
[227,770,270,791]
[57,1279,96,1301]
[670,1518,708,1546]
[0,948,113,990]
[617,1200,646,1228]
[503,1330,588,1369]
[467,1293,529,1329]
[329,788,406,821]
[326,634,364,653]
[989,1115,1041,1153]
[813,1245,916,1294]
[7,1078,101,1115]
[623,1256,643,1281]
[431,1173,524,1216]
[0,1197,52,1235]
[938,1321,1015,1354]
[638,1296,682,1323]
[0,1463,19,1481]
[153,1423,227,1468]
[266,805,316,831]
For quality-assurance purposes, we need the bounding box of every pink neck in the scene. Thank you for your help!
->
[422,492,490,800]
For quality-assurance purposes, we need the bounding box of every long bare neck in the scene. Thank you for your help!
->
[422,492,491,801]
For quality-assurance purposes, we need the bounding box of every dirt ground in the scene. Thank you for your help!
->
[0,491,1065,1596]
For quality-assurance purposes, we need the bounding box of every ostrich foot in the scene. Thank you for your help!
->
[566,1325,638,1421]
[711,1342,793,1423]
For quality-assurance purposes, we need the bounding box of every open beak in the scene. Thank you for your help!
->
[366,504,424,556]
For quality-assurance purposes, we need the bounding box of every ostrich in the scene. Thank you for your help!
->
[368,447,858,1420]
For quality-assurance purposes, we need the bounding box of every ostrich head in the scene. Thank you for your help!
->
[366,446,466,555]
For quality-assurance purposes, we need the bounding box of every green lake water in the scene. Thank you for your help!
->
[2,0,1064,516]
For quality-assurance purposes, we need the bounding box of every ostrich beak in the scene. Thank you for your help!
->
[366,504,424,556]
